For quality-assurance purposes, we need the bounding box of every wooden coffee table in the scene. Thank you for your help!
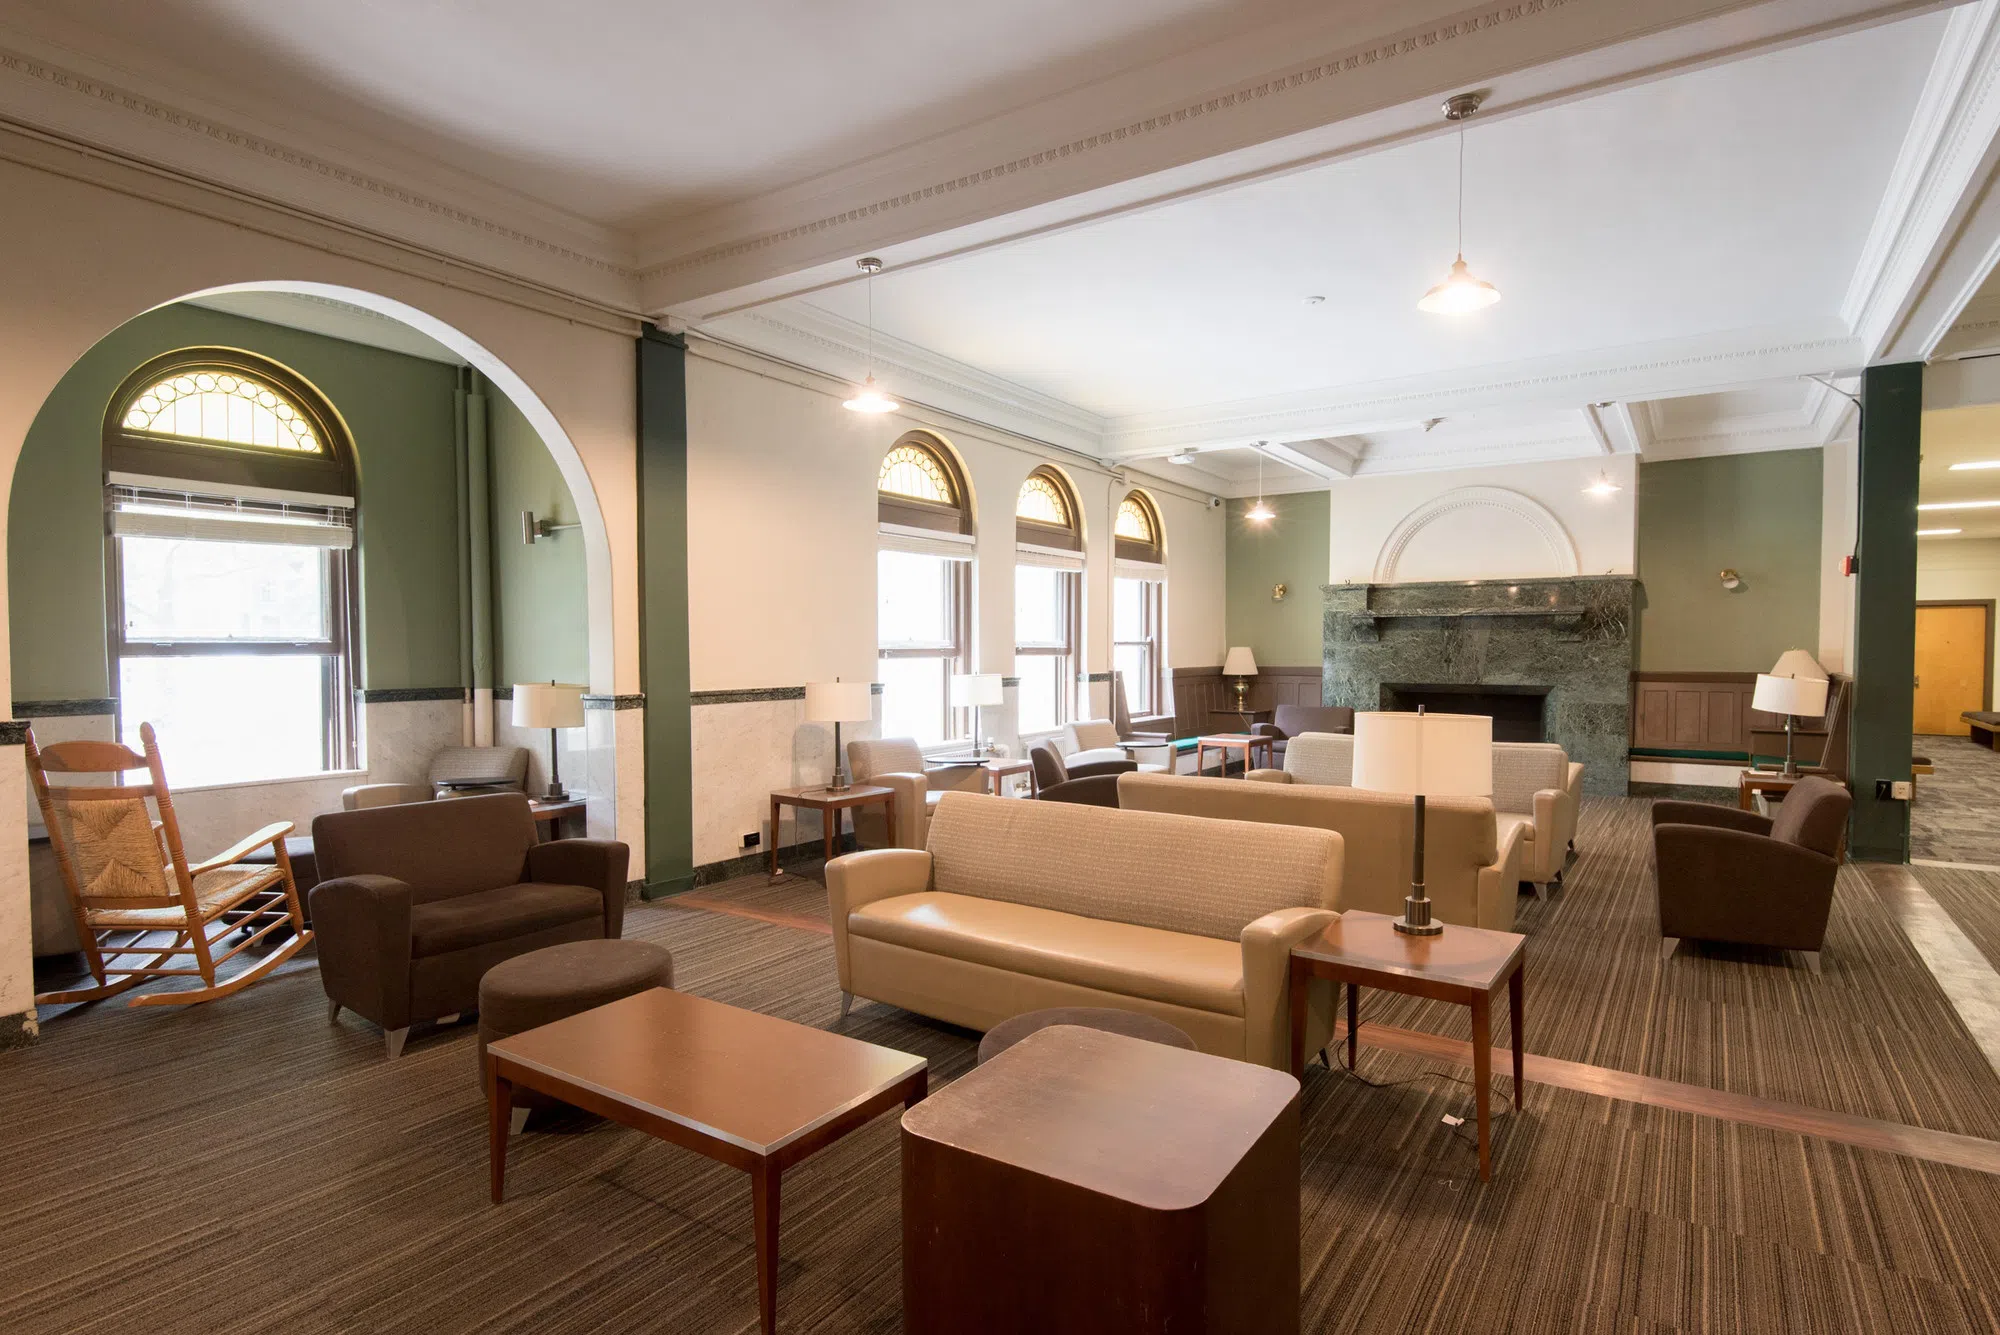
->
[1287,910,1525,1181]
[485,987,927,1334]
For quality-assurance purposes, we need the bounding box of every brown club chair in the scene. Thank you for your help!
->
[1652,776,1851,975]
[1251,704,1355,765]
[310,792,628,1057]
[1028,741,1132,806]
[26,722,311,1008]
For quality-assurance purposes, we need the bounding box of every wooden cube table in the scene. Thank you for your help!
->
[901,1024,1300,1333]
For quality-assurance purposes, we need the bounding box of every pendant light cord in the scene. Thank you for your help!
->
[1456,127,1465,258]
[866,268,875,376]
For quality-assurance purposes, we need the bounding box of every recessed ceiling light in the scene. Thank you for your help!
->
[1917,500,2000,510]
[1918,528,1962,536]
[1948,460,2000,470]
[1166,450,1197,465]
[1304,295,1326,306]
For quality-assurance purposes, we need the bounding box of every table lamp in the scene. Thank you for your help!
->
[1753,668,1829,777]
[511,681,586,801]
[1352,709,1493,936]
[950,673,1004,756]
[1223,646,1258,715]
[806,679,875,791]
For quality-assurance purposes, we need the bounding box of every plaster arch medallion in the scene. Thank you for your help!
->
[1372,486,1580,584]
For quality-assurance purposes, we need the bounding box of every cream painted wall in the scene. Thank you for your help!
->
[1917,539,2000,703]
[682,340,1225,867]
[1327,454,1638,585]
[0,150,642,1028]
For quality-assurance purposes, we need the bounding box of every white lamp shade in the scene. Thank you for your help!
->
[1752,672,1828,718]
[805,680,874,723]
[1351,711,1493,797]
[1223,646,1259,676]
[1770,649,1828,680]
[511,682,585,730]
[950,673,1005,708]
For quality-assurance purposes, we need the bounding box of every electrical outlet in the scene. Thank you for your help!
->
[742,831,760,849]
[1890,780,1914,801]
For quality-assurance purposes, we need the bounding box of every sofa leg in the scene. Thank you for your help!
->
[1531,882,1548,902]
[1802,951,1822,977]
[839,991,853,1021]
[436,1012,461,1026]
[509,1106,530,1135]
[1659,937,1680,962]
[327,999,341,1024]
[385,1027,409,1060]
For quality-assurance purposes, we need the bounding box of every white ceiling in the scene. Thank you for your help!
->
[750,14,1942,424]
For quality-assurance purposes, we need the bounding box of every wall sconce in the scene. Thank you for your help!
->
[522,509,582,545]
[1272,583,1288,602]
[1719,569,1742,590]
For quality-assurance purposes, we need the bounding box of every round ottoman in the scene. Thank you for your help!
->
[976,1006,1196,1065]
[477,939,675,1119]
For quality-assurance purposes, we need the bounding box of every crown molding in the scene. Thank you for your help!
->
[0,33,640,310]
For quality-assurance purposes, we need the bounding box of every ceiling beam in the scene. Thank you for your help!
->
[1580,401,1649,455]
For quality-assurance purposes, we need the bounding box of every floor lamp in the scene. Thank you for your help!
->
[1352,708,1493,936]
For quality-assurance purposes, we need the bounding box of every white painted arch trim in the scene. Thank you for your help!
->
[1372,486,1580,584]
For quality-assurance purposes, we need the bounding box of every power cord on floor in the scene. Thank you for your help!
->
[1315,1046,1518,1171]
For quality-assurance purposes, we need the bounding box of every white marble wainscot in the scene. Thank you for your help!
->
[360,697,465,785]
[690,694,872,869]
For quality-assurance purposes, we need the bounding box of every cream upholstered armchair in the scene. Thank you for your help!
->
[846,738,933,850]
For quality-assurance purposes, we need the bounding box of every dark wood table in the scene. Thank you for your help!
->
[527,797,586,840]
[901,1025,1300,1332]
[1209,708,1273,732]
[1194,732,1274,778]
[486,988,927,1335]
[1288,910,1525,1181]
[767,783,895,877]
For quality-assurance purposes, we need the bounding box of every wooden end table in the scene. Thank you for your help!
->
[527,797,587,840]
[1287,910,1525,1181]
[487,988,927,1335]
[970,757,1034,797]
[768,783,895,877]
[1737,769,1821,811]
[1194,732,1274,778]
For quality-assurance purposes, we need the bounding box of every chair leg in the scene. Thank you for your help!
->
[1802,951,1823,977]
[1531,881,1548,902]
[1659,936,1680,961]
[436,1012,461,1026]
[327,999,342,1023]
[839,991,853,1021]
[385,1027,409,1060]
[509,1106,530,1135]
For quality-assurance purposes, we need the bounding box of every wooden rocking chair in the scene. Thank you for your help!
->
[28,722,312,1008]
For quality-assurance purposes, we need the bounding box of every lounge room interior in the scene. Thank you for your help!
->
[4,3,2000,1333]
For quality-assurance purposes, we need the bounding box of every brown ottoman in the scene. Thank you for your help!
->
[477,938,675,1124]
[977,1006,1196,1065]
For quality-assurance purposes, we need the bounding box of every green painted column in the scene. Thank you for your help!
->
[637,327,694,896]
[1849,361,1922,863]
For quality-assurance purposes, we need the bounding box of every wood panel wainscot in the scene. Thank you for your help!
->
[1630,672,1850,772]
[1173,665,1321,739]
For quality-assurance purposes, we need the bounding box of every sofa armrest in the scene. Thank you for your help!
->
[1249,722,1285,739]
[825,848,932,988]
[1039,774,1122,806]
[1654,825,1837,950]
[1064,758,1138,780]
[526,838,630,938]
[871,771,930,848]
[309,874,415,1029]
[1241,907,1340,1070]
[1652,801,1771,836]
[1473,819,1526,932]
[1566,762,1584,802]
[1246,768,1292,784]
[188,820,294,876]
[1526,787,1563,882]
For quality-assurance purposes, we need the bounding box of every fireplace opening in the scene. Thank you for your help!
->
[1379,683,1549,743]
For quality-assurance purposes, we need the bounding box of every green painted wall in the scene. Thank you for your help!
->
[8,305,571,702]
[1225,492,1330,668]
[1634,450,1823,672]
[488,387,587,687]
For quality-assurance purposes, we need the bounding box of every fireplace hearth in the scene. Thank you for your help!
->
[1381,684,1549,743]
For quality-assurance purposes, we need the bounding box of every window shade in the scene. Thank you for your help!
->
[107,483,354,549]
[878,522,974,561]
[1015,540,1085,571]
[1114,558,1166,577]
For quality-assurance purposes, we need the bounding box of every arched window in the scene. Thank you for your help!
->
[877,431,973,744]
[1014,466,1084,733]
[103,350,358,786]
[1113,490,1167,715]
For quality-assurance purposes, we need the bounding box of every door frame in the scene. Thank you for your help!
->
[1915,599,1996,713]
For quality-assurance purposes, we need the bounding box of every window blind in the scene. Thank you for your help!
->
[878,522,974,561]
[1015,540,1085,571]
[106,482,354,549]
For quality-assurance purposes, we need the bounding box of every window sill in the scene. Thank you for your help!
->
[168,768,367,797]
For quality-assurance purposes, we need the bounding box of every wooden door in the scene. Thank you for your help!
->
[1913,603,1992,735]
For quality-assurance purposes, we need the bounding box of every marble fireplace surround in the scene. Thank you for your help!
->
[1323,576,1637,796]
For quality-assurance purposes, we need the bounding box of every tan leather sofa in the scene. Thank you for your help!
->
[1121,770,1524,931]
[825,791,1343,1069]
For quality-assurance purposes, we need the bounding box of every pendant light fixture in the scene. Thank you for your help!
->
[1583,470,1622,498]
[1246,443,1275,523]
[843,257,899,414]
[1418,93,1501,316]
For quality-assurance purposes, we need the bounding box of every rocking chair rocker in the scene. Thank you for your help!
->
[28,721,311,1008]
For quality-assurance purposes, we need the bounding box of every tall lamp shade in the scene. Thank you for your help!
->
[1753,672,1829,778]
[1352,710,1492,935]
[512,682,585,801]
[807,679,874,791]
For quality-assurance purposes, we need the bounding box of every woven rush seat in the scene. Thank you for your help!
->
[86,864,286,929]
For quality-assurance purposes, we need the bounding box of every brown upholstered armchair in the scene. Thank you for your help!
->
[1652,776,1850,975]
[1029,741,1131,806]
[311,793,629,1057]
[1251,704,1355,764]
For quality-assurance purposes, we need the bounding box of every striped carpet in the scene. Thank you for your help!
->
[1912,861,2000,975]
[2,799,1999,1332]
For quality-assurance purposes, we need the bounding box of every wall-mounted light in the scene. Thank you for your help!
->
[522,509,581,545]
[1273,583,1288,602]
[1719,568,1741,590]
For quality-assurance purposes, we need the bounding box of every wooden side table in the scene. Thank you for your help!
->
[971,757,1034,797]
[1287,910,1525,1181]
[1194,732,1273,778]
[767,784,896,878]
[527,797,586,840]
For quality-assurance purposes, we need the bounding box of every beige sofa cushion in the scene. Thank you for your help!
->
[1283,732,1353,786]
[924,791,1340,941]
[848,891,1245,1015]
